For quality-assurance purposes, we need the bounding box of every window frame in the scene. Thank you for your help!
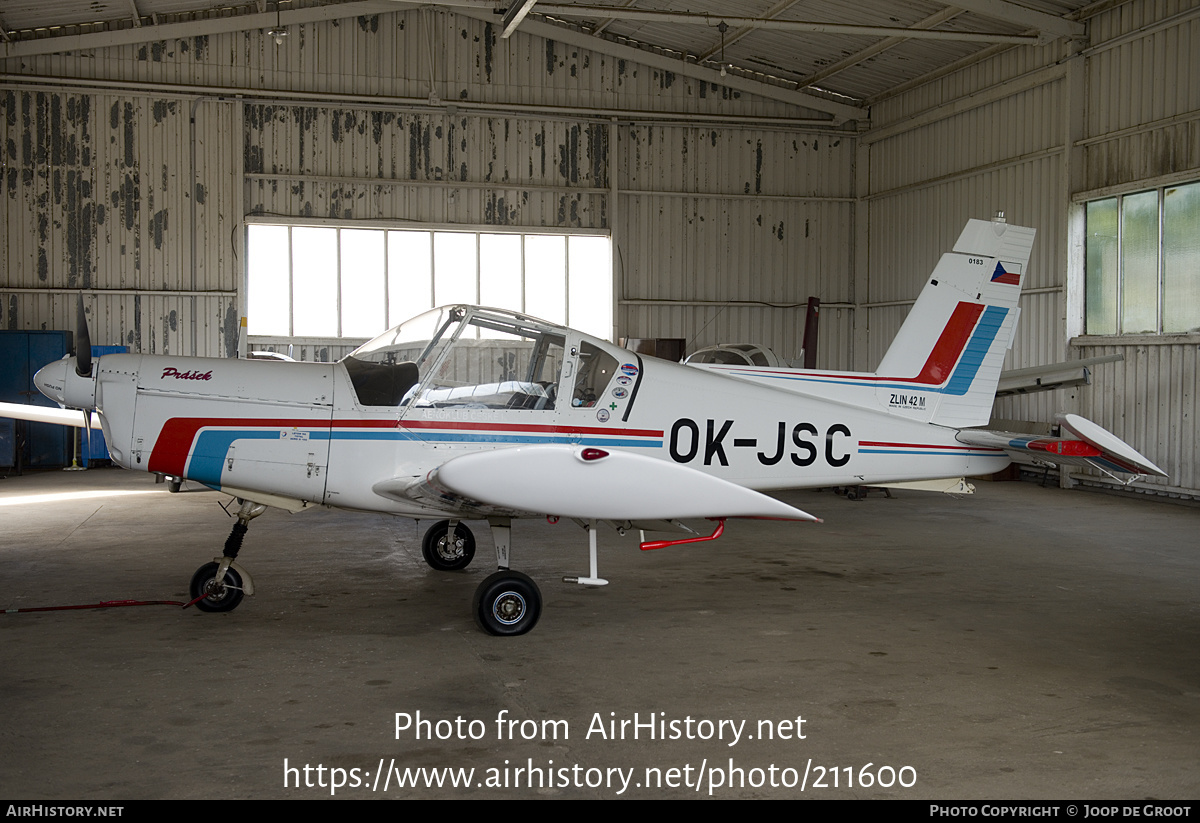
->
[243,218,613,346]
[1080,179,1200,338]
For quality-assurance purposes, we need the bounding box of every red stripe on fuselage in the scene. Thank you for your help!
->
[396,420,663,437]
[859,440,1000,452]
[147,416,665,477]
[147,416,336,477]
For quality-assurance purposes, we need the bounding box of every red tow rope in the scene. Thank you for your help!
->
[4,598,190,614]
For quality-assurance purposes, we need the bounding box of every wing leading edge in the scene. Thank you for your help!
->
[0,401,103,429]
[376,444,819,522]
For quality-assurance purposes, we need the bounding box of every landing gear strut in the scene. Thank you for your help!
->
[470,517,542,636]
[189,499,264,613]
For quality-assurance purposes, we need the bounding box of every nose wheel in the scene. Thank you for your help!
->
[189,562,245,612]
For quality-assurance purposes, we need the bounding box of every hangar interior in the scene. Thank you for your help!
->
[1,0,1198,801]
[2,0,1197,495]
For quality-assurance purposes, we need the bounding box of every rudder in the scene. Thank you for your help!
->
[874,215,1036,429]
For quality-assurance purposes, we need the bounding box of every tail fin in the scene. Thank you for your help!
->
[875,215,1036,428]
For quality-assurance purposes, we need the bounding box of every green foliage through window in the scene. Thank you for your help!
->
[1085,182,1200,335]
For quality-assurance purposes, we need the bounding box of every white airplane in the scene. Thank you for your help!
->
[3,214,1165,635]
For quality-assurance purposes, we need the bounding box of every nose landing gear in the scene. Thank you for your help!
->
[187,499,264,612]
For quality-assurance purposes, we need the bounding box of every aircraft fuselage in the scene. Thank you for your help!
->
[35,334,1009,521]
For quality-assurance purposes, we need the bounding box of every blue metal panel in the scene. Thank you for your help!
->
[0,331,74,468]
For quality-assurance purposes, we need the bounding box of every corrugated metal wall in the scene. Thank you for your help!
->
[617,125,855,370]
[5,10,803,120]
[1074,339,1198,494]
[2,7,849,371]
[863,1,1200,496]
[243,105,609,228]
[1,89,240,356]
[1083,0,1200,192]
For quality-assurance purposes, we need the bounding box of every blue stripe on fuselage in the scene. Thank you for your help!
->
[187,427,662,487]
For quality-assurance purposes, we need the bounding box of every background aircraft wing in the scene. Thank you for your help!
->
[374,444,819,522]
[956,413,1165,479]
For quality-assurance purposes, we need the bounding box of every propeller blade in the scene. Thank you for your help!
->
[75,294,92,377]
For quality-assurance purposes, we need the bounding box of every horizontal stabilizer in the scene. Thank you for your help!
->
[995,354,1124,397]
[413,445,820,522]
[956,413,1165,479]
[0,401,102,429]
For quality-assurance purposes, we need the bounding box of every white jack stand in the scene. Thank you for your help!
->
[564,521,608,587]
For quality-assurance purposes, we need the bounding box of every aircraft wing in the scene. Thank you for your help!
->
[956,413,1166,479]
[374,444,819,522]
[0,401,102,429]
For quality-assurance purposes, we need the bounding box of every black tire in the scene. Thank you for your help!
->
[473,571,542,636]
[167,477,183,493]
[421,520,476,571]
[189,562,245,613]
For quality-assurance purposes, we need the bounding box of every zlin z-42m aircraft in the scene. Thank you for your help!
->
[15,214,1165,635]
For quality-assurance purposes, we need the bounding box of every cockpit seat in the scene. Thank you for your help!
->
[343,357,419,407]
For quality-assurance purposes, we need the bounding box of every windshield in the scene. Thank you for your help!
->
[350,306,463,367]
[417,311,565,410]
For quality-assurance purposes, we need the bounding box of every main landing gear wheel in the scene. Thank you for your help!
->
[421,520,476,571]
[189,562,245,613]
[473,571,542,636]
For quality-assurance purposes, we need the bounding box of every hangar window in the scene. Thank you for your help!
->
[1085,181,1200,335]
[246,224,613,343]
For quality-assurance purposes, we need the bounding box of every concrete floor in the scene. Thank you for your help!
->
[0,466,1197,799]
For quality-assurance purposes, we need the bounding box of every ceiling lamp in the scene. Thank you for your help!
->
[267,3,288,45]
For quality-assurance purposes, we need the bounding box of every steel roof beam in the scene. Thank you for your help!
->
[454,6,866,121]
[500,0,539,38]
[696,0,809,62]
[589,0,641,37]
[944,0,1084,39]
[529,4,1039,45]
[797,6,965,89]
[0,0,400,58]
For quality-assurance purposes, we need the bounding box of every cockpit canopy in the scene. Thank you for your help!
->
[341,306,619,411]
